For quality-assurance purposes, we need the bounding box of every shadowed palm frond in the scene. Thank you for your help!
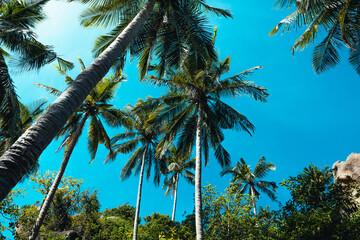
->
[312,22,342,74]
[271,0,360,75]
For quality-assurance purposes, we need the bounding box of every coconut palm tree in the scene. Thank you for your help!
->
[162,144,195,221]
[0,0,232,202]
[148,48,268,239]
[105,98,165,240]
[220,157,277,216]
[270,0,360,75]
[29,58,126,240]
[0,0,73,149]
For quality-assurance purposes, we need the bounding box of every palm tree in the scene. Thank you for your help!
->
[105,98,165,240]
[29,58,126,240]
[0,0,73,145]
[220,157,277,216]
[0,0,232,202]
[162,145,195,221]
[148,46,268,239]
[270,0,360,75]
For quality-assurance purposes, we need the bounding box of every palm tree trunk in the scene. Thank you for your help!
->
[250,185,257,216]
[0,0,157,201]
[28,113,88,240]
[171,172,179,221]
[195,104,204,239]
[133,143,149,240]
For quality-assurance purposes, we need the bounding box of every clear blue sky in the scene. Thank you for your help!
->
[13,0,360,222]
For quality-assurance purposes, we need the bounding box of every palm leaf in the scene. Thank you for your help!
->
[312,23,342,74]
[34,83,63,96]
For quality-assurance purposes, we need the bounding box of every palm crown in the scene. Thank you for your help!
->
[146,32,269,238]
[35,58,126,162]
[162,144,195,221]
[107,98,166,184]
[0,0,73,152]
[72,0,232,78]
[106,98,166,239]
[162,145,195,196]
[221,157,277,215]
[271,0,360,75]
[150,55,268,167]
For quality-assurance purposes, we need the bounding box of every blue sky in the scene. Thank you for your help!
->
[12,0,360,223]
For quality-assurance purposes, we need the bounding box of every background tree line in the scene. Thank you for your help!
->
[1,163,360,240]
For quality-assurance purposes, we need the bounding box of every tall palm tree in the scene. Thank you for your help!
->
[148,47,268,239]
[0,0,232,202]
[162,145,195,221]
[29,58,126,240]
[270,0,360,75]
[220,157,277,216]
[105,98,165,240]
[0,0,73,152]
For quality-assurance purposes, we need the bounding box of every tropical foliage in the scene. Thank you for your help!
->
[1,165,360,239]
[29,59,126,239]
[162,144,195,221]
[73,0,232,78]
[106,98,166,240]
[1,1,360,240]
[277,165,360,240]
[0,99,47,156]
[220,157,277,216]
[0,0,73,150]
[271,0,360,75]
[147,37,268,238]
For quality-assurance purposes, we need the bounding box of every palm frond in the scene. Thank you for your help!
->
[269,10,304,36]
[120,147,144,180]
[33,83,63,96]
[195,0,232,18]
[312,22,342,74]
[254,156,276,179]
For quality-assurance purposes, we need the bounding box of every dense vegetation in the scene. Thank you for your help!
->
[1,165,360,239]
[0,0,360,239]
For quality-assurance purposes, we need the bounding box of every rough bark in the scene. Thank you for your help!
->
[133,143,149,240]
[250,185,257,216]
[195,104,204,240]
[29,113,88,240]
[171,172,179,221]
[0,0,156,201]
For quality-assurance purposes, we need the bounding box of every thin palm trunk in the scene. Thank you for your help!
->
[133,142,149,240]
[0,0,157,201]
[171,172,179,221]
[195,104,204,240]
[250,185,257,216]
[29,113,89,240]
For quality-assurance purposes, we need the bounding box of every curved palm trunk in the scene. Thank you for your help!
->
[250,185,257,216]
[133,143,149,240]
[195,104,204,239]
[29,113,88,240]
[0,0,156,201]
[171,172,179,221]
